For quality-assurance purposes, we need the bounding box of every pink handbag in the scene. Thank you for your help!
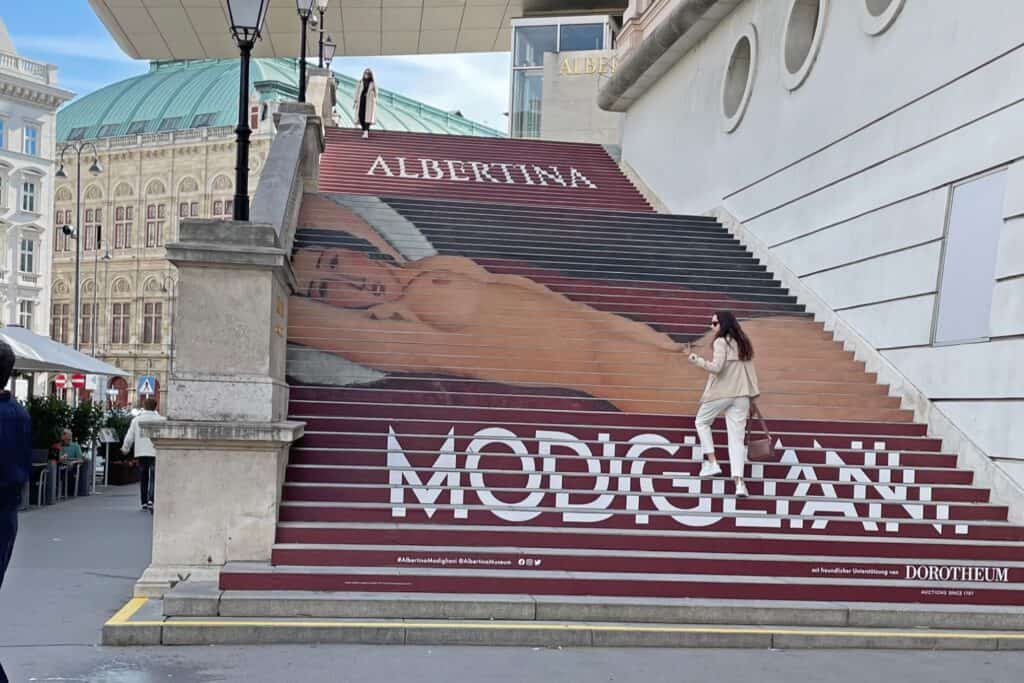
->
[745,400,777,462]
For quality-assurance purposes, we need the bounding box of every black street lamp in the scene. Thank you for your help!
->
[297,0,316,103]
[55,142,102,351]
[91,241,111,357]
[316,0,329,68]
[226,0,270,222]
[323,34,337,70]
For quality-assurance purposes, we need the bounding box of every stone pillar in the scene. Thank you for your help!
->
[135,218,304,597]
[306,67,337,128]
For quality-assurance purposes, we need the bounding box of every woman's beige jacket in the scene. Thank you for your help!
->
[353,80,378,124]
[688,336,760,403]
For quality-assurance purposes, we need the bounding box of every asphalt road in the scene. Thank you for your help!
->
[2,486,1023,682]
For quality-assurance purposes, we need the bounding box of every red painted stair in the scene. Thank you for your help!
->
[220,131,1024,607]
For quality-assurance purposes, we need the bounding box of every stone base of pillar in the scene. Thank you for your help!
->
[137,420,304,598]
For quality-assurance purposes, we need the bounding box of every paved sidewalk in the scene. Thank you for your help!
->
[2,487,1024,682]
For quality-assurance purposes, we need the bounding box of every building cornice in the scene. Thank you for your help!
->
[0,71,74,111]
[598,0,740,112]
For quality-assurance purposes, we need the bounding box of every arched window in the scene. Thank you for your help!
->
[110,277,133,346]
[144,179,168,248]
[211,174,234,220]
[114,182,135,249]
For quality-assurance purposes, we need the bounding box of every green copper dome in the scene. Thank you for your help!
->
[57,58,503,142]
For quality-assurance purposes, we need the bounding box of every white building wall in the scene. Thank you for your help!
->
[0,43,71,339]
[618,0,1024,480]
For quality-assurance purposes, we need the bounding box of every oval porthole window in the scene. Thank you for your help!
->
[721,25,758,133]
[862,0,904,36]
[781,0,828,91]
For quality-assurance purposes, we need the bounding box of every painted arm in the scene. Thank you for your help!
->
[288,295,457,375]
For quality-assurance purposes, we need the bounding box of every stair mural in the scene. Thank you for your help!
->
[220,131,1024,606]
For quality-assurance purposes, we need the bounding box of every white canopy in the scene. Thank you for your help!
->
[0,325,129,376]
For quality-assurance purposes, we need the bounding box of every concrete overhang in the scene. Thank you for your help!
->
[87,1,627,60]
[598,0,740,112]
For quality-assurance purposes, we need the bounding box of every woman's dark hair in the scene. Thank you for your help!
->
[363,69,374,82]
[715,310,754,361]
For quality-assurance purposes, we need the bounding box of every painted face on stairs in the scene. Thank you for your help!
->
[293,247,404,309]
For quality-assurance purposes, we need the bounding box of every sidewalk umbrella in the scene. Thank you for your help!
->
[0,325,128,376]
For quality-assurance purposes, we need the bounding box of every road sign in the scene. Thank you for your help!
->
[71,374,86,389]
[137,375,157,396]
[54,374,68,388]
[85,374,101,391]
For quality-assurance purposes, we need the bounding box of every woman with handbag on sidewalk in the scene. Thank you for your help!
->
[688,311,764,497]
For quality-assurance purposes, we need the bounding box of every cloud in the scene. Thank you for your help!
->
[10,34,136,64]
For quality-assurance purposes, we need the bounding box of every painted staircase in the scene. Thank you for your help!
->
[215,130,1024,633]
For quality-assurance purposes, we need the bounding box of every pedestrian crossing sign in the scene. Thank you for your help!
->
[137,375,157,396]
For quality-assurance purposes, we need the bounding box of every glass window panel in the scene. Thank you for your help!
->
[559,24,604,52]
[127,121,149,134]
[158,117,183,132]
[511,70,545,138]
[514,25,557,67]
[934,170,1007,344]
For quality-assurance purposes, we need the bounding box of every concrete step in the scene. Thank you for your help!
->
[268,544,1024,584]
[275,500,1021,539]
[288,440,952,463]
[281,479,990,503]
[377,194,716,223]
[161,582,1024,630]
[284,396,930,439]
[102,590,1024,648]
[284,459,974,486]
[275,522,1024,562]
[276,497,1008,524]
[217,563,1024,606]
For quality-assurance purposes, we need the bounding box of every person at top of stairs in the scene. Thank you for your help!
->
[689,311,761,497]
[353,68,377,140]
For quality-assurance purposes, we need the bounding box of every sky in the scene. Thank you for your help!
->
[0,2,512,132]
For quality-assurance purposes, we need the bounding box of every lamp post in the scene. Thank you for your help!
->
[55,142,102,351]
[92,241,111,357]
[160,275,176,382]
[297,0,316,102]
[226,0,270,222]
[316,0,329,68]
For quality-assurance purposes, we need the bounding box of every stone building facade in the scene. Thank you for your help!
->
[50,57,501,407]
[51,126,272,406]
[0,18,73,343]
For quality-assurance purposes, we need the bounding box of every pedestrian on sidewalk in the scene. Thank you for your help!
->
[121,398,165,512]
[353,68,377,139]
[0,340,31,588]
[688,311,760,497]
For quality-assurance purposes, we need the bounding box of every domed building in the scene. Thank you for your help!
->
[51,59,501,407]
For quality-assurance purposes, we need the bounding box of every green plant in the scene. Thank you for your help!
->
[71,400,106,448]
[25,396,72,451]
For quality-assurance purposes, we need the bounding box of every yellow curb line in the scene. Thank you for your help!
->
[103,599,1024,640]
[106,597,149,626]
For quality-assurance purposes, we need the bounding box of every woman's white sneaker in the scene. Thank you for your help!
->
[735,480,749,497]
[698,461,722,477]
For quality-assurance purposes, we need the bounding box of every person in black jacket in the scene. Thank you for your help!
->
[0,339,30,586]
[0,339,31,682]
